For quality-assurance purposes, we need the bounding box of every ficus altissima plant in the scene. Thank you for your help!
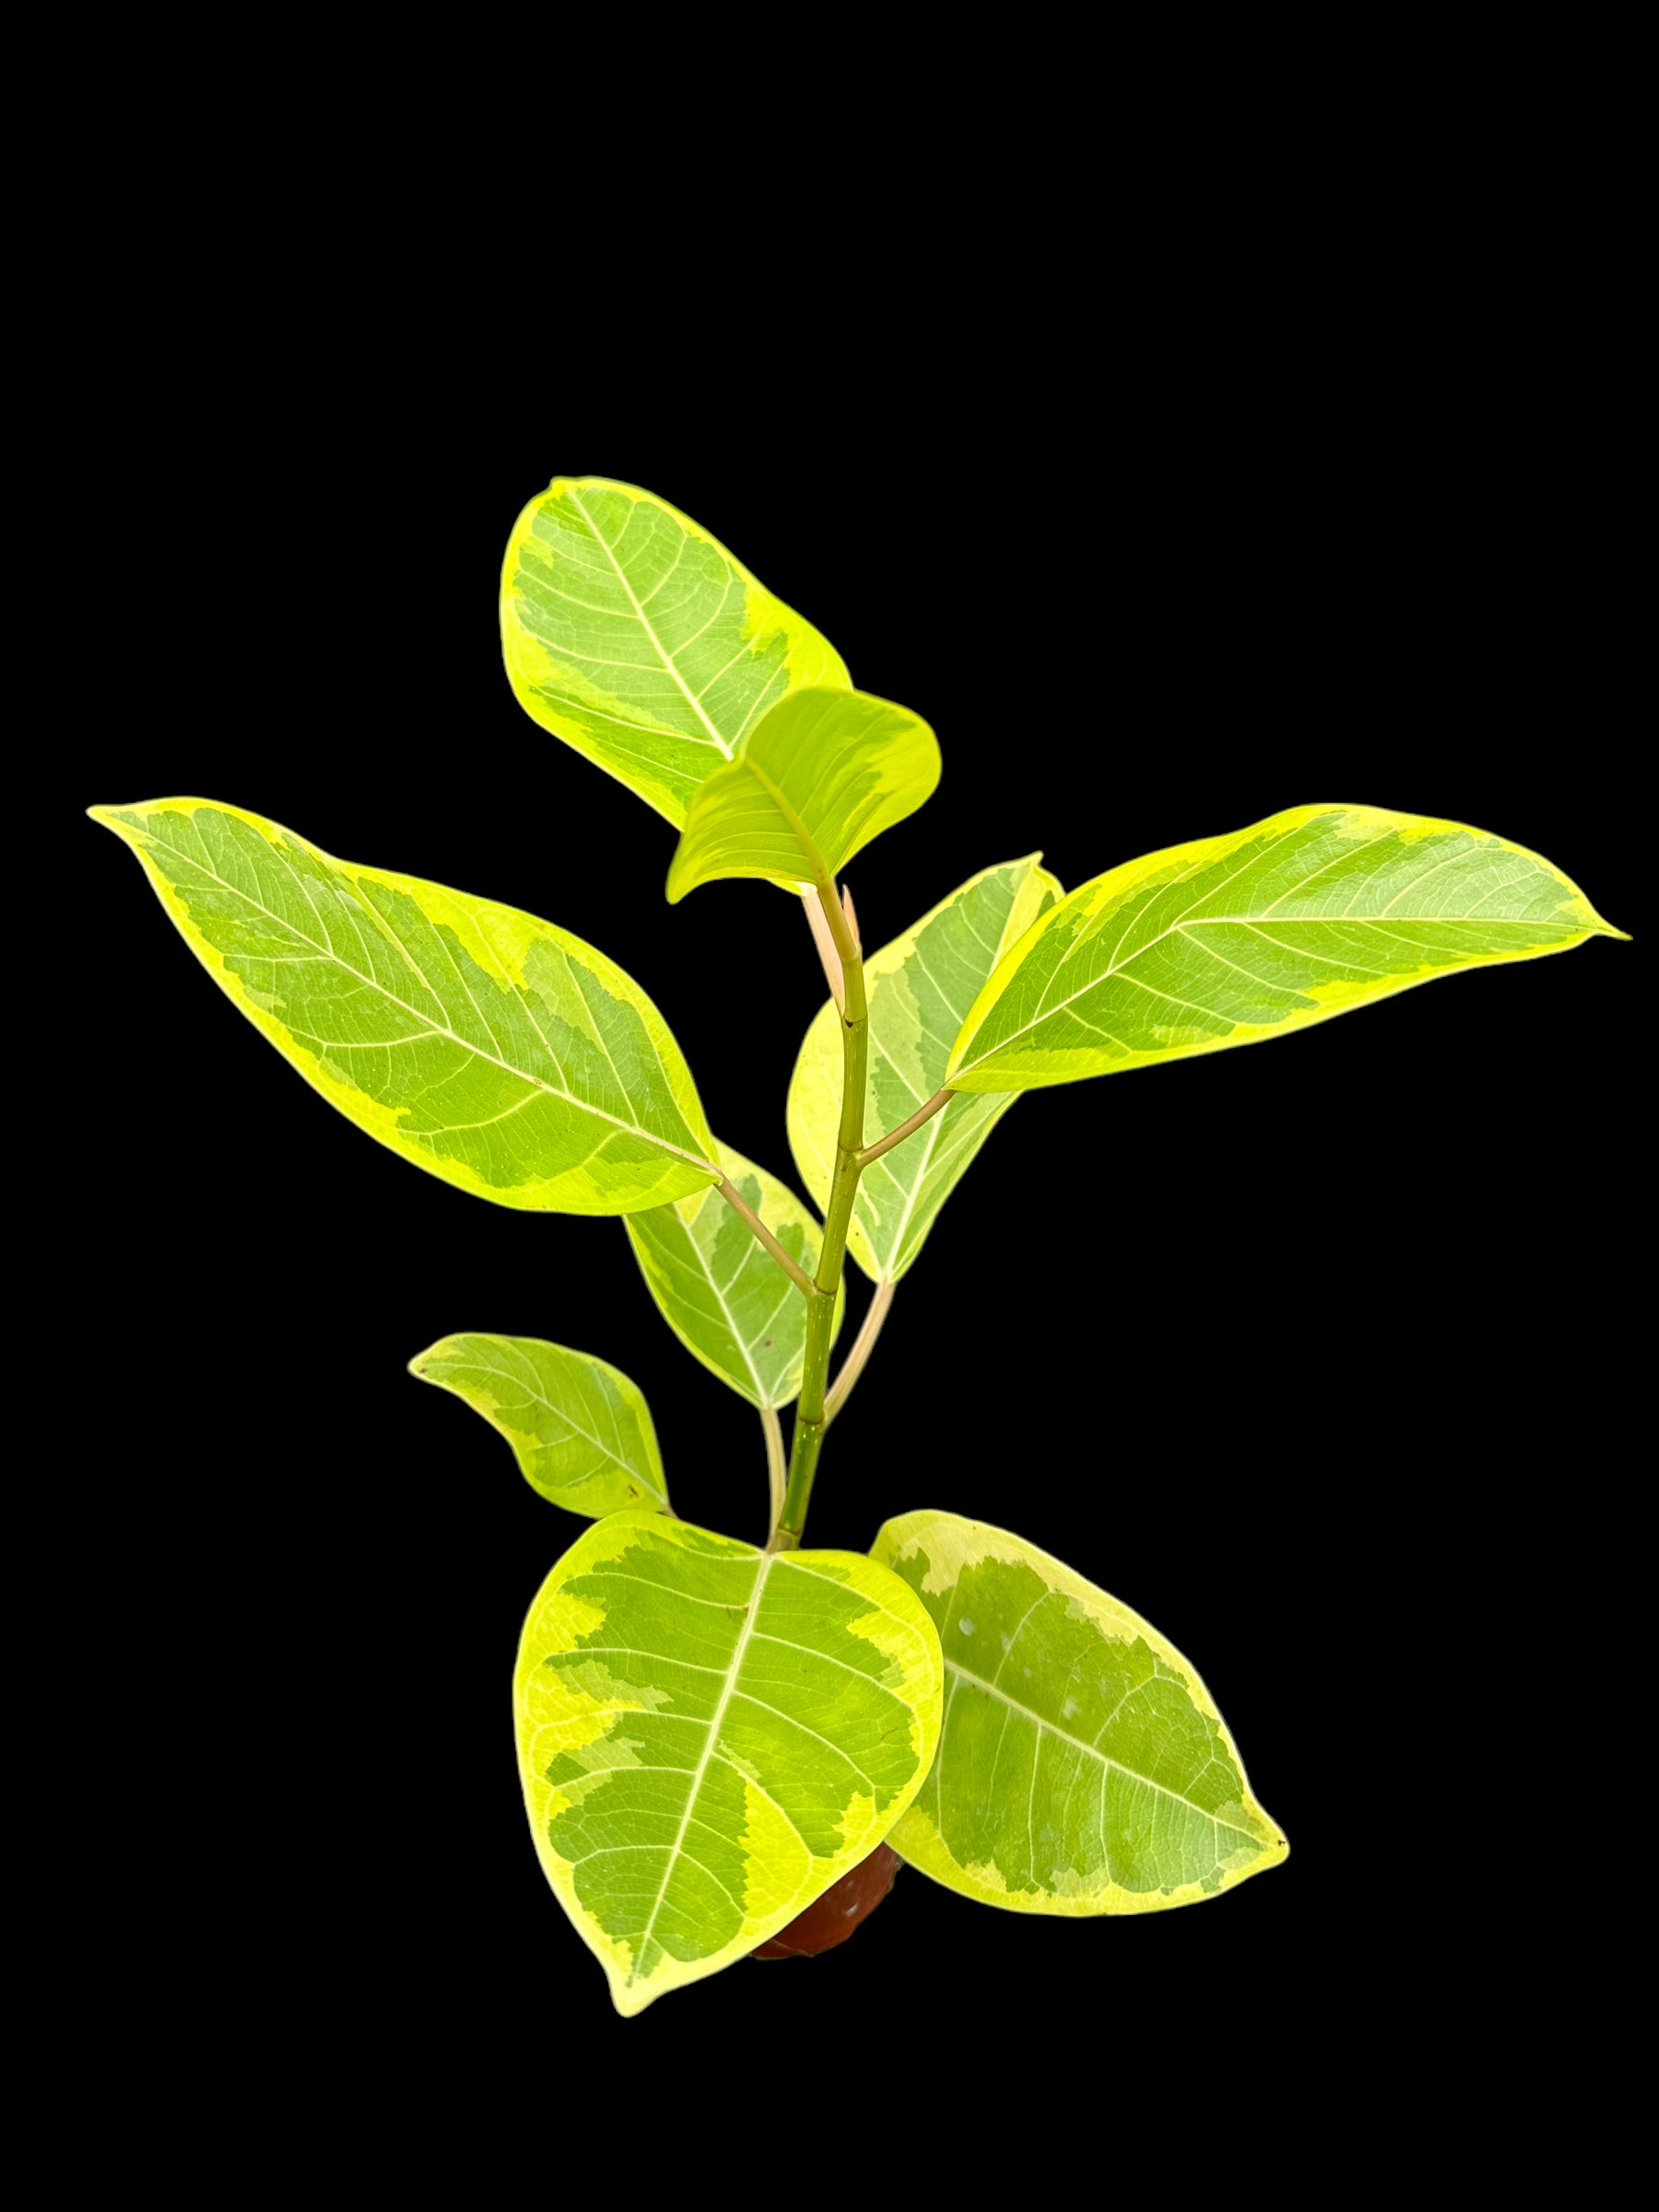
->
[93,476,1627,2016]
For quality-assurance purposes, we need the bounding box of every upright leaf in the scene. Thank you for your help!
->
[624,1144,841,1409]
[873,1512,1287,1915]
[500,477,848,827]
[517,1509,944,2016]
[409,1335,668,1515]
[948,804,1625,1092]
[666,687,940,902]
[90,800,720,1214]
[789,856,1061,1282]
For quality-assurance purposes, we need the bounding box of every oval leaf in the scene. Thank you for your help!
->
[872,1511,1287,1915]
[789,855,1061,1282]
[90,800,721,1214]
[624,1144,841,1409]
[517,1509,944,2016]
[666,687,940,902]
[408,1335,668,1515]
[500,477,848,827]
[947,804,1626,1092]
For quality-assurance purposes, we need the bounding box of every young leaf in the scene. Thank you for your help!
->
[872,1512,1287,1915]
[789,855,1061,1282]
[517,1509,944,2016]
[624,1144,842,1409]
[665,687,940,903]
[500,477,849,827]
[409,1335,668,1516]
[948,804,1626,1092]
[90,800,721,1214]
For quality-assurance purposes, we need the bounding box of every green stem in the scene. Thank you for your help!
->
[772,875,866,1551]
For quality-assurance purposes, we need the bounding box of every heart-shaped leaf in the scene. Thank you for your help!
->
[517,1510,944,2015]
[789,855,1060,1282]
[872,1511,1287,1914]
[500,477,848,827]
[624,1144,841,1409]
[408,1335,667,1515]
[90,800,720,1214]
[948,804,1626,1092]
[666,686,939,903]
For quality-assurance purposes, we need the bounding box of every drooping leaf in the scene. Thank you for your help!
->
[90,800,721,1214]
[517,1509,944,2015]
[409,1335,668,1516]
[789,856,1061,1282]
[500,477,848,828]
[666,687,940,902]
[947,804,1627,1092]
[872,1512,1287,1915]
[623,1144,841,1409]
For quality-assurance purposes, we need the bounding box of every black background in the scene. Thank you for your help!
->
[66,209,1640,2118]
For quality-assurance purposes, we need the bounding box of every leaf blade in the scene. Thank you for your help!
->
[872,1511,1287,1915]
[409,1335,668,1515]
[500,477,849,827]
[517,1510,944,2015]
[666,687,940,902]
[91,799,720,1214]
[623,1144,841,1408]
[789,855,1061,1281]
[947,804,1626,1092]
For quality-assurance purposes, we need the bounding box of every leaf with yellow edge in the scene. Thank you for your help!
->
[789,855,1061,1283]
[666,686,940,902]
[624,1143,841,1409]
[517,1509,943,2016]
[500,477,848,827]
[409,1335,668,1515]
[948,803,1626,1092]
[90,799,720,1214]
[872,1511,1288,1915]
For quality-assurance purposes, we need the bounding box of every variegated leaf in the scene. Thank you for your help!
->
[409,1335,668,1515]
[789,855,1060,1282]
[90,800,720,1214]
[517,1511,943,2015]
[500,477,848,827]
[873,1512,1287,1915]
[949,804,1625,1091]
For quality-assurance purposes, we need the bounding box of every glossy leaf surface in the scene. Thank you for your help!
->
[873,1512,1287,1914]
[666,687,939,902]
[500,477,848,827]
[516,1510,943,2015]
[624,1144,840,1409]
[948,804,1625,1092]
[789,856,1060,1281]
[409,1335,667,1515]
[91,800,720,1214]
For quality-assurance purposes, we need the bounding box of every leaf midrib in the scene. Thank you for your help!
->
[629,1552,771,1987]
[136,818,714,1173]
[568,488,733,759]
[943,1657,1256,1841]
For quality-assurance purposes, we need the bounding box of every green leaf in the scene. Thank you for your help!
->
[666,687,940,903]
[517,1509,944,2015]
[872,1512,1287,1915]
[789,855,1061,1283]
[624,1144,841,1409]
[90,799,721,1215]
[948,804,1627,1092]
[408,1335,668,1516]
[500,477,849,828]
